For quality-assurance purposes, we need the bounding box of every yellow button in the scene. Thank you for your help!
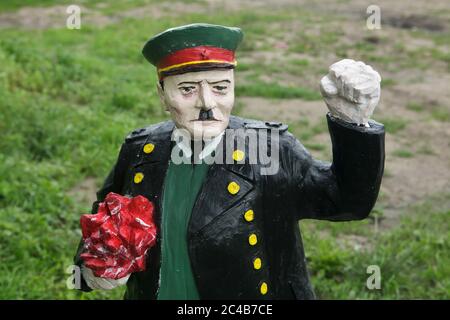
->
[248,233,258,246]
[253,258,262,270]
[244,209,254,222]
[260,282,268,295]
[227,181,240,195]
[232,149,245,161]
[134,172,144,184]
[143,143,155,154]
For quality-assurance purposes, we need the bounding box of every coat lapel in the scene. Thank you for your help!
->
[188,121,255,236]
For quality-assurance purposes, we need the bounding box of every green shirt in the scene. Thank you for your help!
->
[157,161,210,300]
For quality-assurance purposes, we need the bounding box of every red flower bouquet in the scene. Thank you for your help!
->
[80,192,157,279]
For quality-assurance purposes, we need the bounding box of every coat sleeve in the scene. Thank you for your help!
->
[73,142,130,292]
[284,113,385,221]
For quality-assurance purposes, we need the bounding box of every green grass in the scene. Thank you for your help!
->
[392,149,414,158]
[302,195,450,299]
[381,78,397,87]
[378,118,408,134]
[236,81,322,100]
[290,58,310,67]
[0,0,172,12]
[0,1,448,300]
[0,0,62,11]
[406,102,449,122]
[288,28,343,56]
[304,143,326,151]
[406,102,424,112]
[291,120,328,141]
[0,9,170,300]
[431,106,450,122]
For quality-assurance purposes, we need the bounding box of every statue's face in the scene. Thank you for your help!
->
[158,69,235,140]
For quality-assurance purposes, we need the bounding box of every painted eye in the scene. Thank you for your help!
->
[213,85,228,92]
[179,86,196,95]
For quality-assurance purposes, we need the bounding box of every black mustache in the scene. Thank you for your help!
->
[198,109,215,120]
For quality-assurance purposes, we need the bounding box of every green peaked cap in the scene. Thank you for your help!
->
[142,23,244,66]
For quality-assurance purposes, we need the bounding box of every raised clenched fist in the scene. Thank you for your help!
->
[320,59,381,126]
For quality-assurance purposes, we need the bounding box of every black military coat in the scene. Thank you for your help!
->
[74,114,385,300]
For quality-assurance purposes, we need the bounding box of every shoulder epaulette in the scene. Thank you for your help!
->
[125,127,151,143]
[244,121,288,132]
[125,120,175,143]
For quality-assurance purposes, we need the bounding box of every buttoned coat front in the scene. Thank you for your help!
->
[75,114,385,300]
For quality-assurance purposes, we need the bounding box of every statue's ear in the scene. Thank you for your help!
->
[156,81,169,112]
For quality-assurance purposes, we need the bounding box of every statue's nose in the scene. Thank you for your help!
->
[197,81,217,110]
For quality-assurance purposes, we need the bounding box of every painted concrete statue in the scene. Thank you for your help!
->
[74,23,385,299]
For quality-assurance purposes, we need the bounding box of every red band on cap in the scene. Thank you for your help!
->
[157,46,235,72]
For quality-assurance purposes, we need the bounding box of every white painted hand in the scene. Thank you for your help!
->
[320,59,381,126]
[81,265,130,290]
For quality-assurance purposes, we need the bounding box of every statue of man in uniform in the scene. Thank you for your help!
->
[74,23,385,299]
